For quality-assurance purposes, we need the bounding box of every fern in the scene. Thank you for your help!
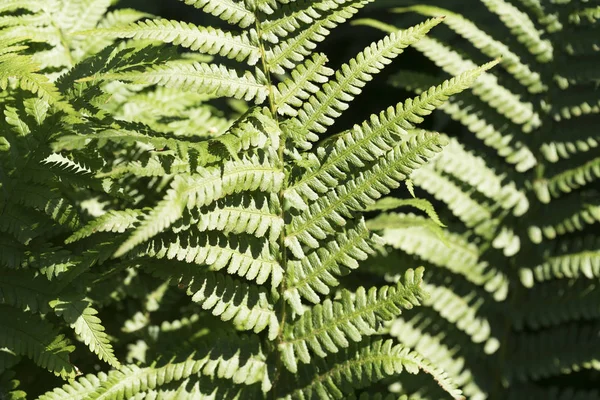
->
[0,0,498,398]
[88,19,262,65]
[0,305,76,379]
[359,1,600,398]
[280,268,427,372]
[50,298,120,368]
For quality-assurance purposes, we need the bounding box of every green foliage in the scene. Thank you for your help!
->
[358,1,600,398]
[0,0,495,398]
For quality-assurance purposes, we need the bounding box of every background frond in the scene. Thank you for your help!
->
[364,0,600,397]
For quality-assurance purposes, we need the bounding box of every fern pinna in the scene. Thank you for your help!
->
[359,0,600,399]
[0,0,498,398]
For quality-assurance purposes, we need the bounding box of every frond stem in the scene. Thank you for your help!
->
[253,11,288,397]
[255,28,277,116]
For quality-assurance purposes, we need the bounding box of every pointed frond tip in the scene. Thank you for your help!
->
[65,209,144,244]
[50,298,120,369]
[353,17,503,74]
[286,16,447,148]
[367,197,446,227]
[287,64,498,210]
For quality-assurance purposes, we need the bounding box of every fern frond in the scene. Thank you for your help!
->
[404,138,527,255]
[0,42,29,57]
[3,105,31,136]
[417,41,540,132]
[0,54,71,111]
[265,0,373,74]
[392,5,546,93]
[86,61,269,103]
[280,268,426,373]
[115,155,284,257]
[288,63,497,203]
[66,209,144,244]
[387,69,538,172]
[5,0,559,395]
[135,329,268,387]
[431,136,529,216]
[131,376,256,400]
[259,0,367,43]
[411,166,497,240]
[284,338,463,400]
[553,91,600,121]
[51,298,119,368]
[569,6,600,25]
[53,127,246,170]
[419,281,497,348]
[368,197,445,227]
[541,134,600,163]
[357,19,542,132]
[510,0,558,29]
[143,261,279,339]
[187,274,279,340]
[284,219,375,310]
[98,9,152,29]
[533,202,600,240]
[285,132,445,257]
[38,372,108,400]
[285,17,444,147]
[543,157,600,200]
[44,372,255,400]
[365,0,600,397]
[480,0,554,62]
[51,0,112,33]
[370,213,509,301]
[89,20,261,65]
[273,53,334,116]
[78,358,236,399]
[388,314,486,399]
[0,1,43,14]
[520,236,600,286]
[0,305,76,378]
[144,230,282,286]
[192,193,284,242]
[181,0,255,28]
